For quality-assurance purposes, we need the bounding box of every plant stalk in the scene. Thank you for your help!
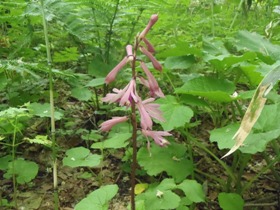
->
[39,1,59,209]
[129,37,140,210]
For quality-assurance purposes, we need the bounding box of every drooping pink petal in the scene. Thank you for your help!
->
[105,56,129,84]
[119,79,138,106]
[136,99,153,130]
[100,116,128,132]
[140,62,165,98]
[140,46,162,71]
[102,79,138,106]
[142,37,155,54]
[142,129,171,147]
[142,98,165,122]
[139,14,158,39]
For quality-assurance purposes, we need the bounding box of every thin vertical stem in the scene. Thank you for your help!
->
[229,0,245,30]
[130,37,139,210]
[39,1,58,209]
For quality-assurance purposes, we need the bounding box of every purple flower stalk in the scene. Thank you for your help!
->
[100,14,171,210]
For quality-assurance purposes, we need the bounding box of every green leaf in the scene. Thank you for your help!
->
[137,142,193,183]
[75,184,118,210]
[63,147,101,168]
[218,193,244,210]
[71,87,92,101]
[157,95,193,130]
[178,180,205,203]
[27,103,63,120]
[0,155,12,170]
[4,159,38,184]
[175,76,236,102]
[164,55,195,70]
[86,78,106,87]
[235,30,280,61]
[136,179,180,210]
[91,133,131,149]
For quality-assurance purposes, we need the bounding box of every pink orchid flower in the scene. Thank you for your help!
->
[105,56,129,84]
[105,45,134,84]
[142,98,165,122]
[100,116,128,132]
[136,99,153,130]
[139,46,162,71]
[139,14,158,39]
[102,79,138,106]
[142,129,171,147]
[140,62,164,98]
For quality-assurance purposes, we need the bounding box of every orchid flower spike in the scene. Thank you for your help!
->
[139,14,158,39]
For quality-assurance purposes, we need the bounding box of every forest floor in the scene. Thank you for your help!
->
[0,112,279,210]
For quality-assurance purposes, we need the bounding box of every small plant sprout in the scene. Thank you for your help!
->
[100,14,171,210]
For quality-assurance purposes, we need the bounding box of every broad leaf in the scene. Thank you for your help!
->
[27,103,63,120]
[71,87,92,101]
[91,133,131,149]
[178,180,205,203]
[63,147,101,168]
[218,193,244,210]
[157,95,193,130]
[75,185,118,210]
[136,179,180,210]
[175,77,236,102]
[4,159,38,184]
[164,55,195,70]
[137,142,193,183]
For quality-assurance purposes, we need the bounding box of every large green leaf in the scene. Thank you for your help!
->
[91,133,131,149]
[235,30,280,61]
[137,142,193,183]
[136,179,180,210]
[75,185,118,210]
[218,193,244,210]
[27,103,63,120]
[175,76,236,102]
[164,55,195,70]
[4,159,38,184]
[63,147,101,168]
[178,180,205,203]
[157,95,193,130]
[71,87,92,101]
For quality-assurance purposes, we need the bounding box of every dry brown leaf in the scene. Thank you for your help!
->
[222,83,271,158]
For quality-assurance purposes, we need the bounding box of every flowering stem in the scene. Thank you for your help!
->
[130,37,139,210]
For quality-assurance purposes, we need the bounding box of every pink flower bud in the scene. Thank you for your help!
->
[142,38,155,54]
[100,116,128,132]
[105,56,128,84]
[139,14,158,39]
[126,45,134,61]
[140,46,162,71]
